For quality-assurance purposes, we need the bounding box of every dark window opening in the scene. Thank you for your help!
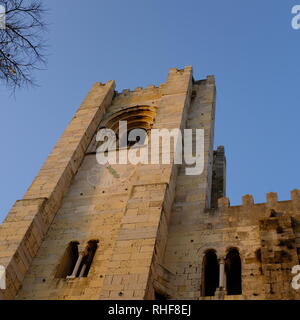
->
[78,240,98,277]
[55,240,98,279]
[202,250,219,297]
[55,241,79,278]
[154,291,168,300]
[225,248,242,295]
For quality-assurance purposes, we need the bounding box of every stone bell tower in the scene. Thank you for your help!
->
[3,66,299,300]
[0,66,220,300]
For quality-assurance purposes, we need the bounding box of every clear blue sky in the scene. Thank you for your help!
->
[1,0,300,222]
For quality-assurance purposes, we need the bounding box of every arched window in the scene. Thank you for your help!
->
[99,105,156,150]
[202,250,219,297]
[57,240,98,279]
[55,241,79,278]
[79,240,98,277]
[225,248,242,295]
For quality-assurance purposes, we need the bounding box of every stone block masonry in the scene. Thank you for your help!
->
[1,66,300,300]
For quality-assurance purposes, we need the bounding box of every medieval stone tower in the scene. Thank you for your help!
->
[1,66,300,300]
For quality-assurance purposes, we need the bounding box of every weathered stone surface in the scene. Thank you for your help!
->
[1,67,299,300]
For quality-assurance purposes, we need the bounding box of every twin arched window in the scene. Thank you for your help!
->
[55,240,98,279]
[202,248,242,297]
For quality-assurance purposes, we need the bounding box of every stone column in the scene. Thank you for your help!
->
[67,252,84,279]
[215,257,226,300]
[219,257,225,288]
[79,264,87,278]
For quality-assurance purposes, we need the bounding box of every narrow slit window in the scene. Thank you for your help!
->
[202,250,219,297]
[55,241,79,278]
[225,248,242,295]
[78,240,99,278]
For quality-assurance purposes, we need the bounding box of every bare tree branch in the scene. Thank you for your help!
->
[0,0,47,91]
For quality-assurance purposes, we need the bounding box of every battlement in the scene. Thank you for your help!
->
[114,84,161,98]
[114,66,215,104]
[110,67,191,107]
[116,66,193,97]
[217,189,300,217]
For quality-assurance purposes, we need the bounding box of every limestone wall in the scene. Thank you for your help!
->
[162,76,217,299]
[0,81,116,299]
[1,66,298,301]
[1,67,195,300]
[163,189,300,300]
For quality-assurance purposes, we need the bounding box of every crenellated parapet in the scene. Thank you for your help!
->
[112,85,162,108]
[112,66,194,107]
[216,190,300,221]
[115,84,161,97]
